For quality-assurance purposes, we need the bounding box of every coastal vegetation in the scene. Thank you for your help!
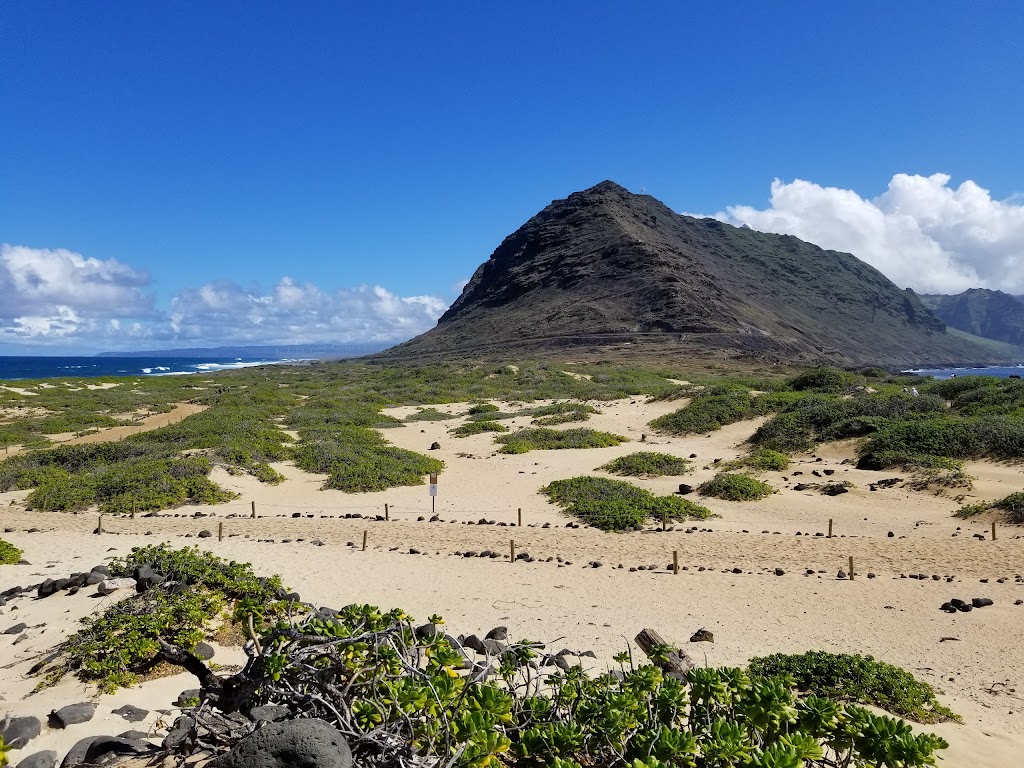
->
[954,491,1024,523]
[747,651,958,724]
[3,361,1022,513]
[451,420,508,437]
[43,545,949,767]
[496,427,627,454]
[598,451,690,477]
[0,539,23,565]
[699,473,777,501]
[542,476,713,530]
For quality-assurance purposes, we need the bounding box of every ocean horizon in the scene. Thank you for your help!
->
[0,355,306,381]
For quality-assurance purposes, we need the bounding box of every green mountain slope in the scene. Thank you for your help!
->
[920,289,1024,348]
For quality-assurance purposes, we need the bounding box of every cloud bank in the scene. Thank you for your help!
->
[707,174,1024,294]
[0,244,448,352]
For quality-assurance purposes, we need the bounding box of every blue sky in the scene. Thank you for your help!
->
[2,1,1023,353]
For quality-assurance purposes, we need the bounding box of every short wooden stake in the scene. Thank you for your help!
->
[992,521,997,541]
[218,521,223,542]
[251,500,256,518]
[517,508,522,527]
[362,530,368,551]
[673,550,679,575]
[385,503,390,521]
[828,519,833,538]
[510,539,516,564]
[97,515,103,534]
[849,555,855,580]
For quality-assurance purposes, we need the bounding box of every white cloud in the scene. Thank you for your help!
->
[0,244,449,351]
[706,174,1024,294]
[167,278,447,344]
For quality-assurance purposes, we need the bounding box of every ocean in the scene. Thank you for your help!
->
[0,356,301,381]
[903,365,1024,380]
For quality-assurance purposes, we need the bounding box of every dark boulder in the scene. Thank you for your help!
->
[208,719,352,768]
[37,579,58,598]
[484,626,508,641]
[972,597,994,608]
[249,705,291,723]
[59,736,148,767]
[134,564,165,592]
[16,750,58,768]
[689,628,714,643]
[49,703,97,729]
[429,442,441,451]
[111,705,148,723]
[162,716,196,752]
[193,641,215,660]
[1,716,42,749]
[4,622,27,635]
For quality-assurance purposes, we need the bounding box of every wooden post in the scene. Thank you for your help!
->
[849,555,854,580]
[673,550,679,575]
[510,539,516,564]
[385,503,389,521]
[635,628,693,679]
[251,500,256,519]
[517,508,522,527]
[992,521,997,541]
[97,515,103,535]
[218,521,223,542]
[828,519,833,538]
[362,530,368,551]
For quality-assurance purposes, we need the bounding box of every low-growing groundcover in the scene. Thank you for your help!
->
[748,651,959,724]
[292,425,443,492]
[37,546,949,767]
[598,451,690,477]
[451,420,509,437]
[955,491,1024,523]
[39,545,285,693]
[699,472,777,501]
[156,595,946,768]
[542,476,713,531]
[0,539,23,565]
[497,427,627,454]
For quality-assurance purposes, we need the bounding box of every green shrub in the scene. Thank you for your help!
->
[789,367,855,392]
[748,651,959,724]
[699,472,777,501]
[496,428,626,454]
[953,502,990,519]
[859,415,1024,466]
[993,491,1024,524]
[542,476,713,531]
[451,420,508,437]
[728,449,790,472]
[293,426,443,492]
[598,452,690,477]
[530,402,598,426]
[649,393,755,435]
[42,545,285,692]
[0,539,23,565]
[405,407,457,422]
[467,403,500,415]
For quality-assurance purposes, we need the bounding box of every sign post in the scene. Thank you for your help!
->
[429,472,438,514]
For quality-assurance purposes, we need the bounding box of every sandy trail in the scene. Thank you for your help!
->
[0,397,1021,766]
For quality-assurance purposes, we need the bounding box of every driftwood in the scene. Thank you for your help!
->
[634,628,693,679]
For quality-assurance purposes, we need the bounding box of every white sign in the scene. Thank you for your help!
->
[429,484,437,497]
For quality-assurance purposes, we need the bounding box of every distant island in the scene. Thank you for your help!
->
[95,343,392,359]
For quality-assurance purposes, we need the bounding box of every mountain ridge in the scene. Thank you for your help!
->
[920,289,1024,348]
[383,181,1019,367]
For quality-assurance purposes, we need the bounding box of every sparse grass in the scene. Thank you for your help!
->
[723,448,790,472]
[953,502,990,519]
[0,539,23,565]
[529,402,599,425]
[542,475,713,531]
[451,420,509,437]
[496,427,627,454]
[598,452,690,477]
[698,472,777,501]
[467,403,500,415]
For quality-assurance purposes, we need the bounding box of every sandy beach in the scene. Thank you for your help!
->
[1,398,1021,766]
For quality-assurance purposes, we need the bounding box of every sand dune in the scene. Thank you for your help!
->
[0,397,1021,766]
